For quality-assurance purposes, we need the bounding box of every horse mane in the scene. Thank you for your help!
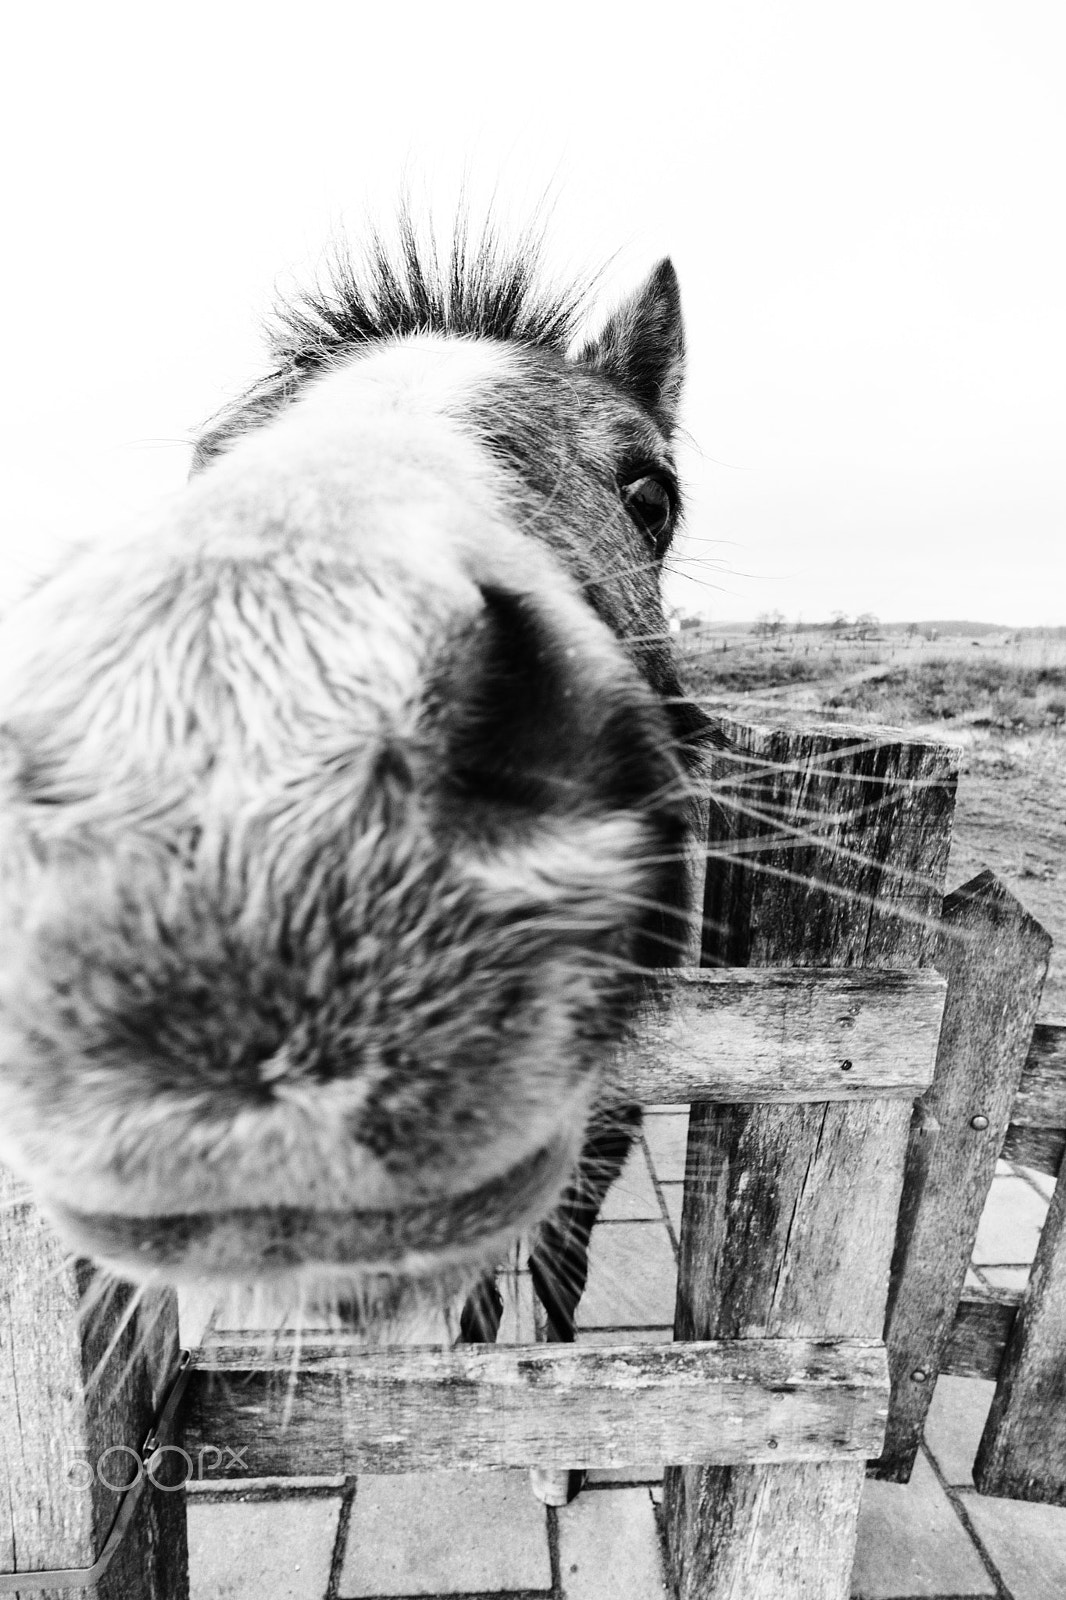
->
[268,210,590,378]
[191,211,591,469]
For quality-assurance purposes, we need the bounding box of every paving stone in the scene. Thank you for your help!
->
[188,1494,341,1599]
[922,1376,995,1486]
[178,1285,218,1345]
[642,1114,689,1183]
[577,1223,678,1328]
[338,1469,550,1596]
[972,1175,1048,1265]
[659,1182,683,1239]
[577,1327,673,1345]
[600,1143,663,1220]
[850,1452,995,1596]
[586,1463,663,1485]
[980,1265,1032,1293]
[1013,1163,1058,1203]
[961,1490,1066,1600]
[557,1487,668,1599]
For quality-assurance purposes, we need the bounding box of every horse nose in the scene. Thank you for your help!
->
[433,582,680,826]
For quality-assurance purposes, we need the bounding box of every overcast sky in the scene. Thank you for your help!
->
[2,2,1062,625]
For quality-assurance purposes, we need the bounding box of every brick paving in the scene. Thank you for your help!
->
[186,1109,1065,1600]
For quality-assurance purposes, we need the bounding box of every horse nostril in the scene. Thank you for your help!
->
[440,585,574,812]
[435,584,680,825]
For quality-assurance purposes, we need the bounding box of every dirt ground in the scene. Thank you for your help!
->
[946,732,1066,1021]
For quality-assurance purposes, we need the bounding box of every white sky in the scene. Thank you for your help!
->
[2,1,1063,625]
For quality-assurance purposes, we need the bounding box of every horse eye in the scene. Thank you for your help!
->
[621,475,674,551]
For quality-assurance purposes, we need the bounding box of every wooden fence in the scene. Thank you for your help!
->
[0,715,1062,1599]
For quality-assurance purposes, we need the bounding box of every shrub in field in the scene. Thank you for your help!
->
[824,659,1066,729]
[676,639,827,696]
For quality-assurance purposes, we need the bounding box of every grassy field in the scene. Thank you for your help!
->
[676,624,1066,1020]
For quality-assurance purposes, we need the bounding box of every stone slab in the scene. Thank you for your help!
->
[557,1486,668,1599]
[922,1375,995,1487]
[1012,1164,1058,1203]
[188,1495,341,1600]
[641,1115,689,1184]
[576,1223,678,1328]
[338,1469,550,1596]
[850,1453,995,1596]
[600,1143,664,1221]
[972,1175,1049,1266]
[961,1490,1066,1600]
[659,1182,683,1240]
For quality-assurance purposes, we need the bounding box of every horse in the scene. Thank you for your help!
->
[0,215,705,1502]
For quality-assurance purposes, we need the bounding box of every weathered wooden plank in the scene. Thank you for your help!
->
[1001,1126,1066,1178]
[998,1022,1066,1174]
[613,968,945,1104]
[663,720,956,1600]
[680,738,719,965]
[975,1144,1066,1503]
[180,1337,889,1475]
[876,872,1051,1481]
[941,1285,1019,1381]
[0,1167,187,1599]
[1011,1023,1066,1129]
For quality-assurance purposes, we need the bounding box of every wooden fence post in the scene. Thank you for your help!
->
[974,1145,1066,1503]
[0,1166,188,1600]
[876,871,1051,1480]
[663,719,956,1600]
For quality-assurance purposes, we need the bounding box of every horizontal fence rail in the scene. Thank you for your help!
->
[944,1285,1022,1381]
[614,968,946,1103]
[1002,1021,1066,1176]
[181,1337,889,1475]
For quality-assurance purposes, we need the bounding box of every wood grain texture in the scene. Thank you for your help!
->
[680,739,719,965]
[0,1167,187,1599]
[614,969,945,1105]
[941,1286,1019,1381]
[975,1149,1066,1503]
[1011,1023,1066,1129]
[1000,1125,1065,1177]
[180,1337,889,1474]
[1001,1022,1066,1173]
[663,720,956,1600]
[876,872,1052,1481]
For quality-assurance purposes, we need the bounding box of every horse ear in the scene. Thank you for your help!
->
[577,259,684,434]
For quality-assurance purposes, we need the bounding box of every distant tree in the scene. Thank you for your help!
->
[854,611,880,641]
[752,609,786,639]
[828,610,849,633]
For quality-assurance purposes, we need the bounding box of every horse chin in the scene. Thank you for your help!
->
[44,1129,576,1330]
